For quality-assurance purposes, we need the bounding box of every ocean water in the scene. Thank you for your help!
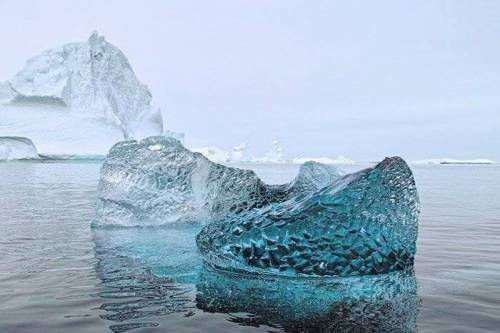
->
[0,161,499,332]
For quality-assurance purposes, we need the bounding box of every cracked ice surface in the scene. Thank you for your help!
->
[197,157,420,277]
[94,136,341,227]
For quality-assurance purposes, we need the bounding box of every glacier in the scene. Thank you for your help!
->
[197,156,420,277]
[0,32,162,155]
[0,136,39,160]
[94,136,341,227]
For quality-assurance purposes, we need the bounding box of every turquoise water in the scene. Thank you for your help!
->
[0,162,499,332]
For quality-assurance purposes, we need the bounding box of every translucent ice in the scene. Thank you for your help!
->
[0,136,39,160]
[94,136,341,227]
[197,157,420,277]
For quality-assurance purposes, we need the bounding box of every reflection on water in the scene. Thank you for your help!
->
[93,226,419,332]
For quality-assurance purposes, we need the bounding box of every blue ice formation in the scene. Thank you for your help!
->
[197,157,420,277]
[94,136,419,278]
[94,136,340,227]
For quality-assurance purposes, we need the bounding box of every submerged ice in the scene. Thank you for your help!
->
[95,136,341,226]
[197,157,420,277]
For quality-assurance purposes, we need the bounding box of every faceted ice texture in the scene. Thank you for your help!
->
[197,157,420,277]
[94,136,341,227]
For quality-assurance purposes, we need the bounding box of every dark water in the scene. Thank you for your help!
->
[0,162,499,332]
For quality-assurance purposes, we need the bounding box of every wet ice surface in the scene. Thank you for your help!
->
[0,162,499,332]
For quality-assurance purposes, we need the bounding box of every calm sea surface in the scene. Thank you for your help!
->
[0,162,499,332]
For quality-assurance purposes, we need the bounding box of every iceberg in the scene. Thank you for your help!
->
[94,136,341,227]
[191,143,247,163]
[252,140,286,163]
[0,136,39,160]
[0,31,162,155]
[197,157,420,277]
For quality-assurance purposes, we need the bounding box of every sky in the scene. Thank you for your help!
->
[0,0,499,161]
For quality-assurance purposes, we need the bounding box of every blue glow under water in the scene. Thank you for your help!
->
[0,162,499,332]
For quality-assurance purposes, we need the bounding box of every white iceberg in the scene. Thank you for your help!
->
[231,143,247,162]
[0,137,39,160]
[412,158,497,165]
[252,140,287,163]
[0,31,163,155]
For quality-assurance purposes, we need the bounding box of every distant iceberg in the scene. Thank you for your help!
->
[231,143,247,162]
[412,158,497,165]
[0,31,163,155]
[252,140,286,163]
[0,136,40,160]
[292,155,355,165]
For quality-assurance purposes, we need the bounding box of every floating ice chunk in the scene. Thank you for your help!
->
[0,31,162,154]
[94,136,341,227]
[197,157,420,277]
[0,136,39,160]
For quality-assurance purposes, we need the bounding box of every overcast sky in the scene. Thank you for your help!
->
[1,0,499,161]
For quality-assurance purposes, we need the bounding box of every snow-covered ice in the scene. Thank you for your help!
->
[252,140,285,163]
[0,32,162,155]
[0,136,39,160]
